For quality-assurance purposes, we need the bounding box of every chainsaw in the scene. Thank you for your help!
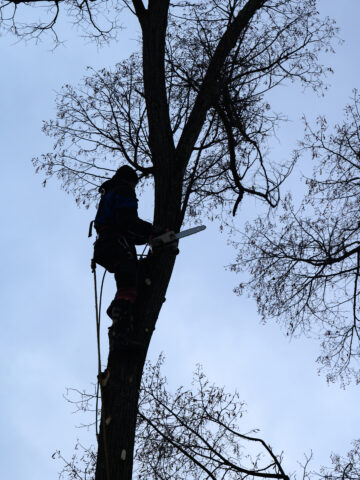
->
[149,225,206,253]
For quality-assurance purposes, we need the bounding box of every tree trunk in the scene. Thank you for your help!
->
[94,5,182,475]
[95,249,177,480]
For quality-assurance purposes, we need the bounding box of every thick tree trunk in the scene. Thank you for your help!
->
[95,249,177,480]
[95,6,181,476]
[95,4,181,477]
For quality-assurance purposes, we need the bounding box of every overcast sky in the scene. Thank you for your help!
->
[1,1,359,479]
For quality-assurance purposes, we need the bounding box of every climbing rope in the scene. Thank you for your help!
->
[91,259,110,480]
[94,265,106,438]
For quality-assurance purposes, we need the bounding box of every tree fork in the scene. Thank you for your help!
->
[176,0,267,168]
[138,1,184,228]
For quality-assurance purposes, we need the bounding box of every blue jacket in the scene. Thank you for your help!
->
[95,181,152,245]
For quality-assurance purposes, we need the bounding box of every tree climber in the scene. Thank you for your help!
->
[93,165,160,343]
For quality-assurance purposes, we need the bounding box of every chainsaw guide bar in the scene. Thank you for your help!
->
[150,225,206,251]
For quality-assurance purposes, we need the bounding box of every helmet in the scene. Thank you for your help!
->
[98,165,139,194]
[115,165,139,185]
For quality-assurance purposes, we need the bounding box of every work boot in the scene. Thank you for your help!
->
[106,298,132,322]
[107,299,145,350]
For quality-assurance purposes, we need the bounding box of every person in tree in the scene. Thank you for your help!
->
[93,165,160,331]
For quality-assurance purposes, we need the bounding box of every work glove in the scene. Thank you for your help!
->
[149,227,179,255]
[150,225,169,239]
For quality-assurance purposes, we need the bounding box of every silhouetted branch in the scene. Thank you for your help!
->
[234,92,360,385]
[60,356,290,480]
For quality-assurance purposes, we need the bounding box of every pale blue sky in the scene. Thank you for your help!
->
[1,2,359,479]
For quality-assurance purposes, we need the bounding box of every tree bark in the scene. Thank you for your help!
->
[95,3,182,479]
[95,250,177,480]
